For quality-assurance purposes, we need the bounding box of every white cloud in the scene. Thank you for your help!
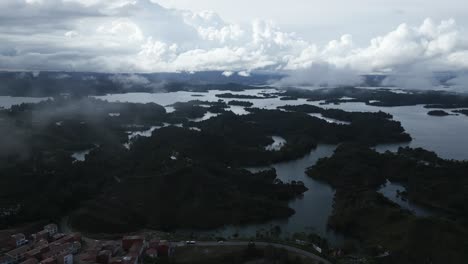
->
[238,71,250,77]
[1,0,468,90]
[222,71,234,77]
[446,73,468,91]
[276,63,363,88]
[109,74,150,88]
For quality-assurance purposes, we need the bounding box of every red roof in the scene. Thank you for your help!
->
[19,259,38,264]
[39,258,55,264]
[7,245,30,256]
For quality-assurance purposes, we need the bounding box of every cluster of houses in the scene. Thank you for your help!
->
[0,224,81,264]
[80,235,175,264]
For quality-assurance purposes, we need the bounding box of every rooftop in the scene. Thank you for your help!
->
[7,245,30,256]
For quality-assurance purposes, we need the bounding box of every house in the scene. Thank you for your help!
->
[43,225,58,237]
[155,241,174,257]
[6,245,30,262]
[128,242,144,257]
[34,240,49,253]
[24,248,42,260]
[0,256,14,264]
[56,253,72,264]
[50,233,81,250]
[19,258,38,264]
[122,236,144,252]
[155,245,169,257]
[96,250,112,264]
[100,242,119,256]
[144,248,158,259]
[11,234,28,248]
[39,257,55,264]
[148,239,160,249]
[51,234,65,242]
[70,242,81,254]
[42,242,72,260]
[32,231,49,242]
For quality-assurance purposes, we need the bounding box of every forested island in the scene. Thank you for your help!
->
[307,144,468,263]
[1,83,468,264]
[427,110,451,116]
[280,86,468,108]
[0,94,411,233]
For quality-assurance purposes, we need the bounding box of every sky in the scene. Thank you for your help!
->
[1,0,468,89]
[156,0,468,45]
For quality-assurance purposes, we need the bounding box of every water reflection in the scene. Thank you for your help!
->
[379,180,432,217]
[309,101,468,161]
[0,96,50,109]
[197,145,345,245]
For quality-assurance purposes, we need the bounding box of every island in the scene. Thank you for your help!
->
[306,144,468,263]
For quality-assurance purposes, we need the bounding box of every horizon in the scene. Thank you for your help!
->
[1,0,468,90]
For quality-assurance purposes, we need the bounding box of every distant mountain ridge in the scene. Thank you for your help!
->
[0,70,464,97]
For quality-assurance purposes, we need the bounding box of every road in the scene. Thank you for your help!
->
[60,216,331,263]
[188,241,331,264]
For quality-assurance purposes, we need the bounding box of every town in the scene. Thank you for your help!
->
[0,225,176,264]
[1,224,80,264]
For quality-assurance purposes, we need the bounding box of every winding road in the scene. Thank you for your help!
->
[187,241,331,264]
[61,216,331,263]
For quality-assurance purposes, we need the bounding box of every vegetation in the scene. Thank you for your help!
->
[427,110,450,116]
[0,95,412,232]
[227,100,254,107]
[0,71,274,97]
[280,86,468,108]
[172,244,309,264]
[453,109,468,116]
[216,93,276,99]
[306,144,468,264]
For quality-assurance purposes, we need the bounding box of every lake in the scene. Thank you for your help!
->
[95,89,468,244]
[3,88,467,244]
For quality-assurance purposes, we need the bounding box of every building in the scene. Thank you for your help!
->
[155,245,169,257]
[121,236,144,252]
[43,225,58,237]
[24,249,42,260]
[39,258,55,264]
[19,258,38,264]
[56,253,72,264]
[49,233,81,251]
[155,241,174,257]
[32,231,49,242]
[96,250,111,264]
[51,234,65,242]
[11,234,28,248]
[128,242,144,257]
[0,256,14,264]
[144,248,158,259]
[42,242,73,261]
[6,246,30,263]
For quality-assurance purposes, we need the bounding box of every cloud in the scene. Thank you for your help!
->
[238,71,251,77]
[446,73,468,92]
[222,71,234,77]
[1,0,468,90]
[109,74,151,89]
[276,63,363,88]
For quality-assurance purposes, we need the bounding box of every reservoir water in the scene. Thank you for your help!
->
[3,88,467,244]
[94,89,468,160]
